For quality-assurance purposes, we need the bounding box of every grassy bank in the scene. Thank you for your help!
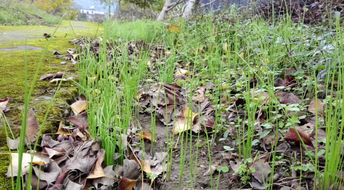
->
[0,0,59,25]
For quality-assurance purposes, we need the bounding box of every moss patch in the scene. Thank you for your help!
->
[0,147,11,189]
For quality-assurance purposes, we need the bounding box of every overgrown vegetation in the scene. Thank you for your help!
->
[2,1,344,190]
[74,11,344,189]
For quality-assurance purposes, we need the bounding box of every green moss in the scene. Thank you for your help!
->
[34,99,67,132]
[0,147,12,190]
[55,87,78,100]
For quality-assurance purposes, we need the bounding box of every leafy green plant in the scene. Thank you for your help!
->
[234,160,256,185]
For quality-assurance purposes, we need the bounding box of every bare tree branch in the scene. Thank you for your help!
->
[167,0,185,11]
[200,0,218,8]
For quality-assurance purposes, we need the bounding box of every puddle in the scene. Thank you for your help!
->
[0,45,43,51]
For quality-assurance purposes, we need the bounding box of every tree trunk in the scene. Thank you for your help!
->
[108,5,111,18]
[182,0,199,18]
[157,0,172,21]
[116,0,121,17]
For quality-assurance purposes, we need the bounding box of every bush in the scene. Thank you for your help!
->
[257,0,344,24]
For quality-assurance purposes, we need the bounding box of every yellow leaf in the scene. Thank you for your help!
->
[141,160,153,174]
[56,121,72,135]
[175,68,190,76]
[172,107,198,135]
[136,131,153,142]
[70,99,87,115]
[31,161,46,166]
[168,24,181,32]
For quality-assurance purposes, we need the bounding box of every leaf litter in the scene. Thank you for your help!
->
[6,24,344,190]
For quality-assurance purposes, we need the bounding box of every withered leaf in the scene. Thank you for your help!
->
[250,159,271,184]
[52,50,62,56]
[135,182,152,190]
[285,127,313,147]
[65,140,99,174]
[7,153,49,177]
[70,97,87,115]
[7,137,20,150]
[276,91,301,105]
[26,108,39,144]
[119,177,137,190]
[122,159,140,179]
[44,147,65,159]
[141,160,153,174]
[65,179,83,190]
[40,72,64,81]
[87,150,106,179]
[56,121,72,136]
[33,161,61,184]
[0,98,9,112]
[172,107,198,134]
[167,24,181,32]
[308,98,324,115]
[66,111,88,129]
[48,171,68,190]
[30,174,48,189]
[92,165,116,189]
[136,131,152,142]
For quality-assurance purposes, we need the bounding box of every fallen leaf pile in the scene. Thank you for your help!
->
[5,94,171,190]
[138,82,215,134]
[6,97,118,190]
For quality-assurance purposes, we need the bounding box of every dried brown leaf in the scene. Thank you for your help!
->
[71,99,87,115]
[308,98,324,115]
[285,127,313,147]
[87,150,106,179]
[276,91,301,105]
[56,121,72,135]
[33,161,61,184]
[40,72,64,81]
[7,153,49,177]
[136,131,152,142]
[66,111,88,129]
[250,159,271,184]
[119,177,137,190]
[26,108,39,144]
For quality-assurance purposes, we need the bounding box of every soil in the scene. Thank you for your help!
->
[138,114,236,189]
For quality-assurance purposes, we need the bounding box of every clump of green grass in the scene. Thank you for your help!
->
[103,20,164,42]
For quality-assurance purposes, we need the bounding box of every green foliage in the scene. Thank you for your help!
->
[234,160,255,185]
[123,0,164,10]
[34,0,73,15]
